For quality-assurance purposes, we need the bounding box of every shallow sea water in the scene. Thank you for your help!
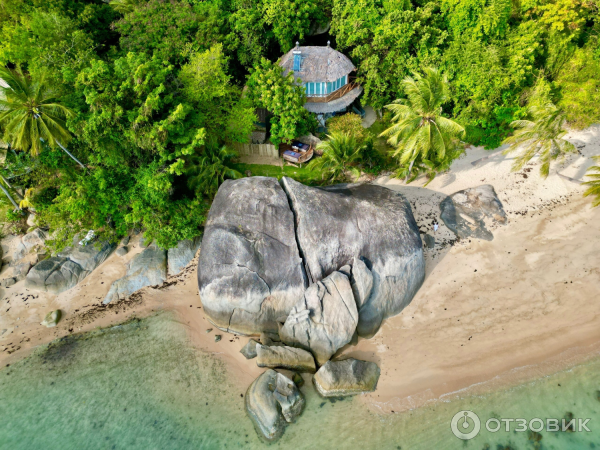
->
[1,313,599,450]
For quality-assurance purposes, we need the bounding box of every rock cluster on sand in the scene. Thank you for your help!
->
[440,184,507,241]
[256,343,316,373]
[198,176,425,338]
[26,239,115,294]
[313,358,380,397]
[245,370,304,441]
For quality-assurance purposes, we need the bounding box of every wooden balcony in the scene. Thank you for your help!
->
[307,81,360,103]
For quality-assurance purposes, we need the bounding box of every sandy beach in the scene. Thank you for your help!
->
[1,124,599,415]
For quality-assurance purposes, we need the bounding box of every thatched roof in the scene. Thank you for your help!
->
[280,45,356,83]
[304,86,363,114]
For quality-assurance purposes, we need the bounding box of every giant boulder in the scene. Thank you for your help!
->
[440,184,507,241]
[197,177,307,335]
[279,270,358,365]
[281,177,424,338]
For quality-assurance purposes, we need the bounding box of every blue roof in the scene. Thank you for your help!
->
[293,54,301,72]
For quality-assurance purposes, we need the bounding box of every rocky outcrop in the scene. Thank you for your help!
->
[256,343,316,373]
[167,236,202,276]
[440,184,507,241]
[279,270,358,365]
[313,358,380,397]
[13,262,31,281]
[281,177,425,338]
[26,240,115,294]
[245,370,304,442]
[103,244,167,304]
[197,177,307,335]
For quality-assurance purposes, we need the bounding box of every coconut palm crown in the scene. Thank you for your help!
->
[0,67,75,157]
[380,67,465,181]
[502,103,576,178]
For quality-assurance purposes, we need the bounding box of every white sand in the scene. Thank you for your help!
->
[1,125,599,414]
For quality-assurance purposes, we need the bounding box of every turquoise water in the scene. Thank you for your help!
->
[1,313,599,449]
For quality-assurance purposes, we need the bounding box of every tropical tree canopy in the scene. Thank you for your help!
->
[311,132,365,182]
[0,68,74,157]
[502,103,576,177]
[380,67,465,182]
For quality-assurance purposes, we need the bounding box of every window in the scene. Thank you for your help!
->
[293,54,301,72]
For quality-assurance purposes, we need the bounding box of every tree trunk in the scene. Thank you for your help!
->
[405,159,415,183]
[1,174,23,200]
[0,180,20,209]
[56,141,85,169]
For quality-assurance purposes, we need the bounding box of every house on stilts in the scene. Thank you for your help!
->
[279,42,363,127]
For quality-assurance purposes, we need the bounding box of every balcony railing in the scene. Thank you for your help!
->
[306,81,359,104]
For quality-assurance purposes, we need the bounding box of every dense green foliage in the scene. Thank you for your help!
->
[311,132,366,182]
[0,0,597,246]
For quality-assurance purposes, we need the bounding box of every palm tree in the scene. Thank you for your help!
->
[583,157,600,207]
[0,67,84,168]
[502,103,575,177]
[380,67,465,182]
[185,145,242,197]
[310,132,365,182]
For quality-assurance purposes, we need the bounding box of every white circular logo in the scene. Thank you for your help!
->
[451,410,481,440]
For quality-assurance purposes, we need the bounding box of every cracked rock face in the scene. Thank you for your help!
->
[440,184,507,241]
[279,270,358,366]
[281,177,425,338]
[245,370,304,442]
[198,177,307,335]
[198,176,425,339]
[313,358,380,397]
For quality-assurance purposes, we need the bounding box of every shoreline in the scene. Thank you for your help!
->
[2,126,600,419]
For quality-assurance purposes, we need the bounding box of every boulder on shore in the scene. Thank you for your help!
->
[440,184,507,241]
[240,339,259,359]
[245,370,286,441]
[256,343,316,373]
[313,358,380,397]
[281,177,425,338]
[103,244,167,304]
[167,236,202,276]
[197,177,307,335]
[279,270,358,365]
[26,240,115,294]
[245,370,304,442]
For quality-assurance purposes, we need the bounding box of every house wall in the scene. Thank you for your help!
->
[305,75,347,97]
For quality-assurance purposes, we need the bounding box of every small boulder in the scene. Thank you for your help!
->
[256,344,316,373]
[279,270,358,366]
[240,339,259,359]
[26,213,36,227]
[115,246,128,257]
[41,310,61,328]
[422,234,435,249]
[215,334,222,342]
[21,228,47,252]
[167,236,202,276]
[245,369,286,441]
[440,184,507,241]
[103,244,167,304]
[13,262,31,281]
[273,372,304,423]
[292,372,304,388]
[1,277,16,287]
[313,358,380,397]
[120,235,131,246]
